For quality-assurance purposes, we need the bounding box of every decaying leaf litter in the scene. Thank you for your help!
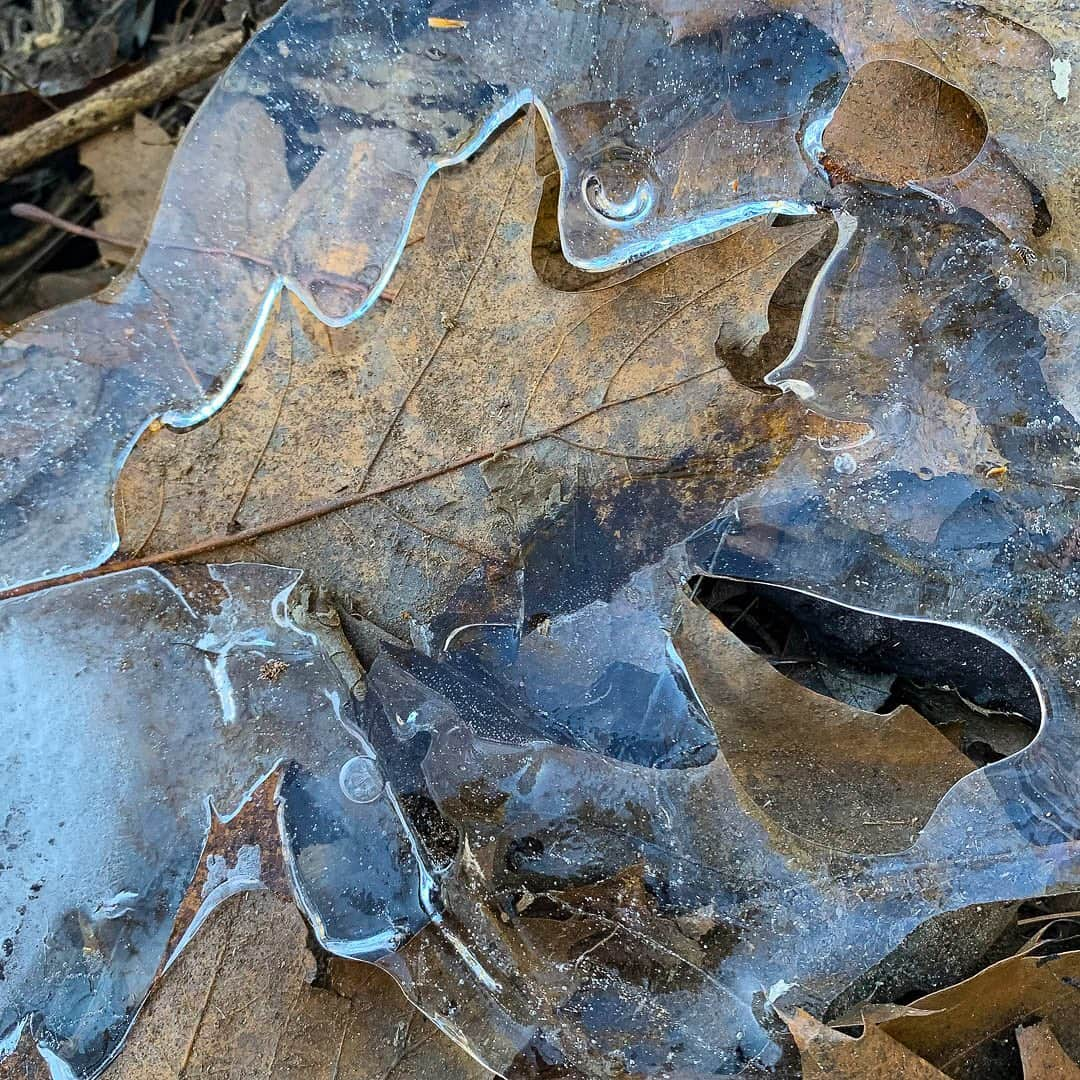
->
[0,0,286,313]
[0,0,1078,1075]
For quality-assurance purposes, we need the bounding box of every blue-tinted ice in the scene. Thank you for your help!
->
[1,0,1078,1075]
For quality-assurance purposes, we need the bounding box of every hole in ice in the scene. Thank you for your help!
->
[822,60,988,187]
[719,216,838,394]
[676,576,1041,852]
[693,576,1039,767]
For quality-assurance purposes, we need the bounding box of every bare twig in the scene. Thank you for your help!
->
[0,30,244,181]
[10,201,137,251]
[0,363,725,603]
[0,174,93,268]
[0,60,60,112]
[0,178,97,298]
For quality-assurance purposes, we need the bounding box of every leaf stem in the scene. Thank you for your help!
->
[0,363,724,603]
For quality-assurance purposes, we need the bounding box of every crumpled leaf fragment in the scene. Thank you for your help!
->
[782,1006,951,1078]
[787,945,1080,1079]
[878,949,1080,1077]
[1017,1020,1080,1080]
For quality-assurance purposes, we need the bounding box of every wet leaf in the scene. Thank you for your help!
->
[118,112,845,646]
[0,0,1077,1073]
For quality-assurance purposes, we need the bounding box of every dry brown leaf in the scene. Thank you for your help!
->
[105,888,489,1080]
[79,113,175,263]
[673,597,975,853]
[118,112,850,652]
[1017,1021,1080,1080]
[875,949,1080,1078]
[782,1006,952,1078]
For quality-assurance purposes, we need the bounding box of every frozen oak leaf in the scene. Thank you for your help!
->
[118,112,850,647]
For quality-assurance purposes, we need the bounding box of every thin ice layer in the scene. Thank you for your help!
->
[337,182,1079,1074]
[4,182,1079,1075]
[0,563,424,1077]
[0,0,1039,590]
[0,0,1075,1074]
[338,550,1067,1075]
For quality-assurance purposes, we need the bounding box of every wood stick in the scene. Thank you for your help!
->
[10,202,138,251]
[0,30,244,181]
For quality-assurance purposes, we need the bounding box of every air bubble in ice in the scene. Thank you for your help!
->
[582,168,655,226]
[339,755,384,803]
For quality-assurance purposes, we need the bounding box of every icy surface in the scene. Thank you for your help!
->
[0,0,1042,590]
[0,564,408,1074]
[0,0,1078,1075]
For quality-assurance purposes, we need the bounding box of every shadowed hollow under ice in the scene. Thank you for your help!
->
[2,0,1080,1075]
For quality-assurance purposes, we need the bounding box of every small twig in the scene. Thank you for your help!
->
[0,174,93,268]
[10,202,138,251]
[0,60,60,112]
[0,178,97,299]
[0,29,245,181]
[0,364,725,603]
